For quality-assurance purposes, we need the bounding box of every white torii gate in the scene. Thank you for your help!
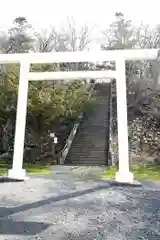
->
[0,49,158,183]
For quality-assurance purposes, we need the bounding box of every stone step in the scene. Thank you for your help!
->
[65,83,110,166]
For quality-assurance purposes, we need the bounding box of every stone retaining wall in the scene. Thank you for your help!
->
[108,79,118,166]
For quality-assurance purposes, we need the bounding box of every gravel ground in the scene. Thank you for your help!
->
[0,166,160,240]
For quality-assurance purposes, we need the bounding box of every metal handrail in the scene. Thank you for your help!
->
[59,82,96,164]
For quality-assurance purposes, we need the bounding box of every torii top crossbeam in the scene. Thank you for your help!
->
[0,49,159,64]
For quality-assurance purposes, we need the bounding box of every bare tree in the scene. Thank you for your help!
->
[59,18,94,71]
[35,18,93,52]
[34,28,59,53]
[34,18,94,72]
[60,17,93,51]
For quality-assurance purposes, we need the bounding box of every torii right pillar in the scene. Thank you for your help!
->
[115,55,134,183]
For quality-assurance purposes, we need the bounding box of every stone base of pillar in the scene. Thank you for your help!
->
[115,171,134,184]
[8,169,29,181]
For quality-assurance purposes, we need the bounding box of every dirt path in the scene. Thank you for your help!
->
[0,166,160,239]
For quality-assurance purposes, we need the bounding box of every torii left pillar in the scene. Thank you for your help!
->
[8,61,30,180]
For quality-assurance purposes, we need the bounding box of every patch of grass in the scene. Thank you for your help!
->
[100,166,117,180]
[132,164,160,181]
[100,164,160,181]
[0,161,9,175]
[0,168,8,175]
[25,163,52,175]
[0,161,52,176]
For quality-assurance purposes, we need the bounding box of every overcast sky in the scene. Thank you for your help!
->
[0,0,159,50]
[1,0,160,28]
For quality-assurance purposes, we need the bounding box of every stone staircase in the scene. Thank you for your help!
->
[65,83,110,166]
